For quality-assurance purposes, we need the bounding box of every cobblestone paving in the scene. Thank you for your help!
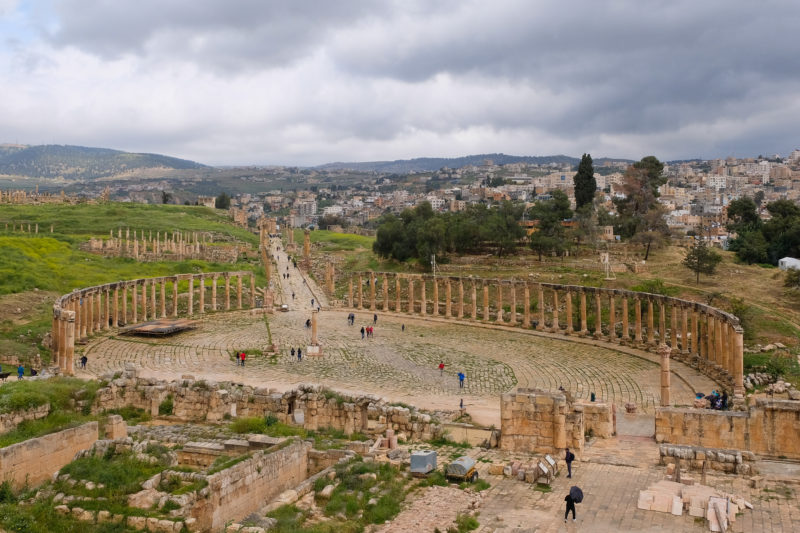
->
[81,308,716,417]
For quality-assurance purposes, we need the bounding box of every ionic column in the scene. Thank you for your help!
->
[733,326,745,398]
[482,283,489,321]
[250,274,256,308]
[471,281,478,320]
[104,288,110,330]
[395,276,402,312]
[383,275,389,312]
[691,309,699,355]
[151,279,157,319]
[680,306,689,354]
[659,344,671,407]
[608,293,616,340]
[509,283,516,325]
[211,276,218,311]
[580,290,588,335]
[357,275,363,309]
[622,296,630,341]
[408,278,415,314]
[141,282,147,322]
[348,277,354,308]
[495,283,503,322]
[369,273,376,311]
[634,298,642,343]
[551,289,560,332]
[458,279,464,319]
[537,285,545,331]
[188,277,195,316]
[445,280,452,318]
[646,299,655,344]
[122,286,128,325]
[432,279,439,316]
[237,274,243,310]
[595,291,603,337]
[113,287,119,327]
[198,277,205,315]
[420,278,427,316]
[565,290,573,333]
[172,279,179,316]
[64,311,75,376]
[224,275,231,311]
[87,292,94,334]
[522,284,530,327]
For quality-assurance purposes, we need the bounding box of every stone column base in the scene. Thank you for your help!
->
[306,344,323,356]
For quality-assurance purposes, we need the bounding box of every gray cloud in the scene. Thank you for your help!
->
[0,0,797,165]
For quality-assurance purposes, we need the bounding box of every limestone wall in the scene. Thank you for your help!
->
[0,422,98,489]
[577,401,615,438]
[500,389,585,456]
[196,440,310,531]
[94,367,443,441]
[0,404,50,434]
[655,399,800,459]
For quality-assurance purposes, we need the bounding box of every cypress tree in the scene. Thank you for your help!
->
[573,153,596,210]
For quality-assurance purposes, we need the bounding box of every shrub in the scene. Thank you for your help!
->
[158,394,174,416]
[105,406,151,425]
[230,416,267,434]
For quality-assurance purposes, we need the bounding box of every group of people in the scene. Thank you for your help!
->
[3,363,38,380]
[290,347,303,361]
[237,352,246,366]
[700,390,728,410]
[360,325,375,339]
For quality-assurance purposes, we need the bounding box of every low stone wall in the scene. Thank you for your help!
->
[578,401,615,438]
[655,399,800,459]
[442,423,497,447]
[0,404,50,434]
[659,444,757,475]
[195,440,311,532]
[0,422,98,488]
[500,389,586,456]
[94,366,442,441]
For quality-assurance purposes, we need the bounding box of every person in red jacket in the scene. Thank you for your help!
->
[240,352,246,367]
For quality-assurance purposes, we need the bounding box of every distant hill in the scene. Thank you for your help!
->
[0,144,206,180]
[315,153,633,173]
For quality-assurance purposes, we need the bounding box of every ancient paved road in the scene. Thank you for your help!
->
[80,306,717,427]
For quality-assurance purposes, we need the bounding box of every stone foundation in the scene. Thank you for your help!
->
[0,422,98,489]
[655,399,800,459]
[0,404,50,434]
[659,444,757,475]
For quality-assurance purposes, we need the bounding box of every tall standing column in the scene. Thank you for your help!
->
[64,311,75,376]
[160,281,167,318]
[496,283,503,322]
[551,289,560,332]
[420,278,427,316]
[537,285,545,331]
[482,283,489,321]
[151,279,157,319]
[370,273,377,311]
[408,278,415,314]
[670,304,678,351]
[733,326,745,399]
[681,306,689,354]
[113,287,119,327]
[646,299,655,344]
[141,282,147,322]
[348,277,354,308]
[659,344,671,407]
[188,277,194,316]
[691,308,699,355]
[633,298,642,343]
[104,288,110,330]
[211,276,218,311]
[311,309,318,346]
[224,275,231,311]
[722,322,731,375]
[87,292,95,334]
[445,280,452,318]
[565,290,574,333]
[250,274,256,309]
[357,275,363,309]
[658,302,666,344]
[173,278,180,316]
[715,317,724,367]
[237,274,243,310]
[509,283,516,325]
[458,279,464,319]
[580,291,588,335]
[51,313,59,360]
[383,275,389,312]
[432,278,439,316]
[595,291,603,337]
[707,314,715,366]
[621,296,629,341]
[395,276,402,312]
[522,284,530,327]
[471,281,478,320]
[198,277,205,315]
[608,293,616,340]
[122,286,128,325]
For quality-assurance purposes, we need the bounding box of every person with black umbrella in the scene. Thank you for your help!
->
[565,486,583,522]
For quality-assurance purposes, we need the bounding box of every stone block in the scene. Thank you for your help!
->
[637,491,654,511]
[670,495,683,516]
[319,484,335,499]
[689,505,704,517]
[128,516,147,529]
[652,493,673,513]
[54,505,70,515]
[97,510,111,523]
[488,463,505,476]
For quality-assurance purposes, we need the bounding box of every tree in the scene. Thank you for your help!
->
[683,241,722,283]
[573,153,596,210]
[731,230,768,264]
[726,197,760,233]
[161,190,173,204]
[528,190,573,260]
[483,201,525,256]
[632,155,667,196]
[785,268,800,289]
[215,192,231,209]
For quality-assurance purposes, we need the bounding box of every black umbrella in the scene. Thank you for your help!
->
[570,486,584,503]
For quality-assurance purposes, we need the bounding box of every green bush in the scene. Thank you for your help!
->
[104,406,151,425]
[230,416,267,434]
[451,513,480,532]
[158,394,174,416]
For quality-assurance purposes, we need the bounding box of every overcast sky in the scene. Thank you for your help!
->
[1,0,799,166]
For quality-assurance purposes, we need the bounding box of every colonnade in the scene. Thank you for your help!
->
[344,272,745,400]
[51,271,257,376]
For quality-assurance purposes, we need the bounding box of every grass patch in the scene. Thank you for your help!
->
[158,394,174,416]
[427,435,471,449]
[0,378,100,414]
[104,406,151,425]
[207,453,252,475]
[451,512,480,532]
[58,451,168,499]
[0,411,95,448]
[418,470,448,487]
[533,483,552,493]
[230,416,267,434]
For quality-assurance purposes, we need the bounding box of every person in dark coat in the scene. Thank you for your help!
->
[565,447,575,478]
[564,493,576,522]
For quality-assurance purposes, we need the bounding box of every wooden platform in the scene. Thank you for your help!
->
[120,318,198,337]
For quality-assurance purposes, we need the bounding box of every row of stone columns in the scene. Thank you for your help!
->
[346,273,745,399]
[51,271,257,376]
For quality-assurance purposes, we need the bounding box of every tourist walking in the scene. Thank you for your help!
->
[458,371,465,389]
[565,447,575,478]
[240,352,246,367]
[401,324,405,332]
[291,347,295,358]
[360,326,365,339]
[373,313,378,325]
[564,493,576,522]
[80,355,88,369]
[17,364,24,380]
[297,348,302,361]
[439,361,445,376]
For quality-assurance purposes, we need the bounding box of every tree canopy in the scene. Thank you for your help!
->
[682,240,722,283]
[527,189,573,260]
[573,153,596,210]
[215,192,231,210]
[728,198,800,265]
